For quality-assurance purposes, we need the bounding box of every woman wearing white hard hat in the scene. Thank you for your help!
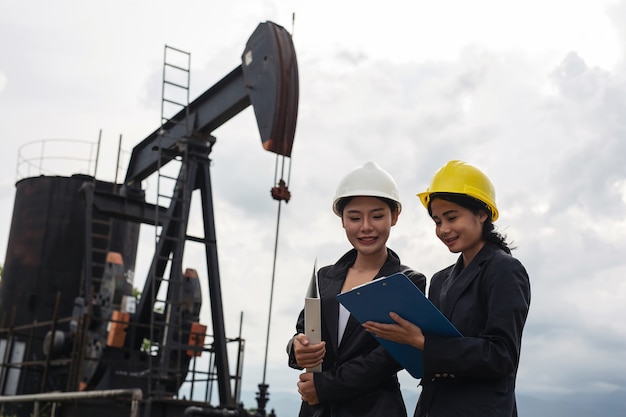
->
[363,160,531,417]
[287,161,426,417]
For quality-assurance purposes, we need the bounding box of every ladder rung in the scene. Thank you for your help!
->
[159,235,183,243]
[157,173,178,181]
[186,235,206,244]
[164,79,189,89]
[164,62,190,73]
[162,98,186,107]
[165,45,190,55]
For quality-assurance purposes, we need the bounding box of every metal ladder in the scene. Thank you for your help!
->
[148,45,192,398]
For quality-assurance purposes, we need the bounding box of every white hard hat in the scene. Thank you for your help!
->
[332,161,402,216]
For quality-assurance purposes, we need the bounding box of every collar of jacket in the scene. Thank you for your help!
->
[325,247,403,280]
[440,242,506,315]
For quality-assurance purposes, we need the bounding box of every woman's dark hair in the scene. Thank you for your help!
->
[427,192,512,254]
[335,196,399,216]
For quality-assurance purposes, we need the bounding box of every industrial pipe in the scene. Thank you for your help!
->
[0,388,143,417]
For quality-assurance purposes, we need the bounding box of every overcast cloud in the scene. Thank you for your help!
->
[1,1,625,416]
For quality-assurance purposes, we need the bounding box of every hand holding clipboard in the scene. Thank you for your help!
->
[336,272,462,378]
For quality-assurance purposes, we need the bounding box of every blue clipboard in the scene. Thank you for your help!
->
[336,272,462,378]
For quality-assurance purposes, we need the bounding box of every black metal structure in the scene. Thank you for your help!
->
[0,20,298,417]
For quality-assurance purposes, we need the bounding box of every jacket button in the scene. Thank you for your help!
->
[434,373,441,378]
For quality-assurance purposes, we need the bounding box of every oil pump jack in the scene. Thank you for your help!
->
[0,21,298,417]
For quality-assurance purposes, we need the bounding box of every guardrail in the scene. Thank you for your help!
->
[0,388,143,417]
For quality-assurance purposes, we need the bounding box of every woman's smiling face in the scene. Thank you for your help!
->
[430,197,487,265]
[341,196,398,257]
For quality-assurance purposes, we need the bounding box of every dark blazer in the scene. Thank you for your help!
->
[288,248,426,417]
[415,243,531,417]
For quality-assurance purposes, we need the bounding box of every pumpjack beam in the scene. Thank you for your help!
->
[91,188,167,226]
[84,20,298,412]
[124,21,299,187]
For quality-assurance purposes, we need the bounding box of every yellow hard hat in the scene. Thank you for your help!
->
[417,160,499,221]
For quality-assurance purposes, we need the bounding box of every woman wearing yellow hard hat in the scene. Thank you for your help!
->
[364,160,531,417]
[287,161,426,417]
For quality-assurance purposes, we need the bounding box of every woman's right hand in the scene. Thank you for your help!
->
[363,312,425,350]
[293,333,326,369]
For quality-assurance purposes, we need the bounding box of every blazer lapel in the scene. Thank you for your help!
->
[438,258,462,313]
[338,315,361,349]
[443,262,480,317]
[441,245,497,317]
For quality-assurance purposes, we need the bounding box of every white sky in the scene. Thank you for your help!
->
[1,0,626,415]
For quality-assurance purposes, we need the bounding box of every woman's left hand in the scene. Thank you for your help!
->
[297,372,320,405]
[362,312,425,350]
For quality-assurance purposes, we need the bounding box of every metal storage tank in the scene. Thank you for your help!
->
[0,174,140,396]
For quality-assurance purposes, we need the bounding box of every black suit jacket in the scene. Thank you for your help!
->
[415,243,531,417]
[288,248,426,417]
